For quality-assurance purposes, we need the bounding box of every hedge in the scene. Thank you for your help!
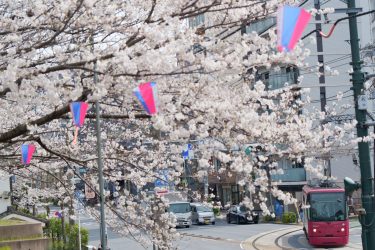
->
[281,212,297,224]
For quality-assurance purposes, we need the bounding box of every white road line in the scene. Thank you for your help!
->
[239,240,244,249]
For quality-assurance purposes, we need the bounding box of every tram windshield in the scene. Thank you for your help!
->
[310,192,346,222]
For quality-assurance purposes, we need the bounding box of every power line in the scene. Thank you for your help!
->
[309,89,352,103]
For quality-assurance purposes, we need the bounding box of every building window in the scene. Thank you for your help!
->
[189,14,205,28]
[214,159,222,172]
[278,158,304,169]
[256,66,299,90]
[243,17,276,35]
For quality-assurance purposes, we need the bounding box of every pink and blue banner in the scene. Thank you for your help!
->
[133,82,159,115]
[277,5,311,52]
[70,102,89,127]
[21,144,36,165]
[70,102,89,144]
[54,211,62,218]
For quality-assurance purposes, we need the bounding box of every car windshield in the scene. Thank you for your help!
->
[168,203,191,213]
[310,192,346,222]
[196,206,212,212]
[239,206,248,213]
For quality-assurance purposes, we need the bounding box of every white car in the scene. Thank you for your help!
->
[191,203,215,225]
[1,191,10,199]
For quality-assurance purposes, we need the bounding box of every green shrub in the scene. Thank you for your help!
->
[47,218,88,250]
[281,212,297,224]
[37,213,48,220]
[0,246,11,250]
[288,212,297,223]
[263,215,276,222]
[282,213,290,223]
[212,207,220,216]
[19,208,31,215]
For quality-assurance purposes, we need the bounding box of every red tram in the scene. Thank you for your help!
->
[302,181,349,246]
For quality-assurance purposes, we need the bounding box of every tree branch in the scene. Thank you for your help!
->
[0,90,90,143]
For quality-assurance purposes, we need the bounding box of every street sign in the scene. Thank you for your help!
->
[155,170,169,193]
[358,95,368,110]
[182,144,194,159]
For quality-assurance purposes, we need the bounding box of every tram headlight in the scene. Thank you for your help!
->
[341,228,345,232]
[313,228,317,233]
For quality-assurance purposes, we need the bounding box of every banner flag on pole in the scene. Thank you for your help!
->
[133,82,159,115]
[277,5,311,52]
[21,144,36,165]
[69,102,89,144]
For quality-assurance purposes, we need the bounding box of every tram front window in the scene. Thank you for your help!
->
[310,192,346,221]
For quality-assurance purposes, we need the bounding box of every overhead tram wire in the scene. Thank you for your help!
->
[308,89,352,103]
[310,93,353,103]
[301,9,375,40]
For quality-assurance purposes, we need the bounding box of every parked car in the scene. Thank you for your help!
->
[226,205,259,224]
[1,191,10,199]
[191,203,215,225]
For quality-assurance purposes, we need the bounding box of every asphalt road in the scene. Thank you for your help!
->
[78,212,363,250]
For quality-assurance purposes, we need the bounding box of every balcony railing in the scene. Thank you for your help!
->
[271,168,306,182]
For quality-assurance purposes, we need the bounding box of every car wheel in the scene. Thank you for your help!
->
[254,220,259,224]
[226,216,230,224]
[236,216,240,224]
[212,221,215,225]
[186,225,190,228]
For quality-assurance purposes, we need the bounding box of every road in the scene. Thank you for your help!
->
[82,214,362,250]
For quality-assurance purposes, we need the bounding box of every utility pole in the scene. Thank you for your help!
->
[347,1,375,249]
[315,0,332,177]
[91,32,107,250]
[94,63,107,250]
[314,0,327,112]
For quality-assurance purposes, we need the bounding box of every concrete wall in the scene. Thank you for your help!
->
[0,238,50,250]
[0,223,42,240]
[0,179,10,214]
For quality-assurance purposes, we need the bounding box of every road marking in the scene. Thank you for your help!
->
[180,232,240,244]
[240,240,244,249]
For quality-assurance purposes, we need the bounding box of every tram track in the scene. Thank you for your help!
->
[251,224,361,250]
[274,228,302,249]
[250,227,300,250]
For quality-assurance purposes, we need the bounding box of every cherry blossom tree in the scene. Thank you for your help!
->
[0,0,358,248]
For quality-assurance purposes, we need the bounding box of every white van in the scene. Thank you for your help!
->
[190,203,215,225]
[168,202,192,228]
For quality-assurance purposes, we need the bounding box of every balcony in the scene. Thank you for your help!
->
[271,168,306,183]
